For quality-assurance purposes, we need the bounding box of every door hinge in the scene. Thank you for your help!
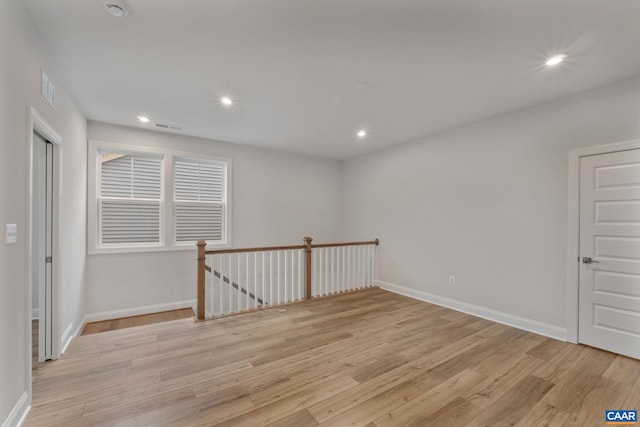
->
[45,256,52,264]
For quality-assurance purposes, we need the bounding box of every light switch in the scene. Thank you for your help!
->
[6,224,16,244]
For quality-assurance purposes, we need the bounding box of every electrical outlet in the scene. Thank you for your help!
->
[448,275,456,285]
[6,224,17,244]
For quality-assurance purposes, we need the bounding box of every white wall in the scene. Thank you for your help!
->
[343,76,640,337]
[86,122,343,315]
[0,0,87,424]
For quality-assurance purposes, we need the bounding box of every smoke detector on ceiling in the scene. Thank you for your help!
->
[104,1,129,17]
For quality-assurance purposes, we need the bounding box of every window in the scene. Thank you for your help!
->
[174,158,226,242]
[99,153,163,246]
[88,140,231,254]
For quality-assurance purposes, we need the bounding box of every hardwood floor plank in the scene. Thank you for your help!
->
[603,355,640,386]
[318,382,422,427]
[513,401,571,427]
[307,358,425,423]
[414,396,481,427]
[214,375,359,426]
[264,409,319,427]
[462,354,543,409]
[373,369,488,427]
[465,375,555,427]
[560,376,630,427]
[622,374,640,410]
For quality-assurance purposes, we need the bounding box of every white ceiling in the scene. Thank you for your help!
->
[21,0,640,159]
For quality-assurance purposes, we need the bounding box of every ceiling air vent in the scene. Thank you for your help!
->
[154,123,182,131]
[104,1,130,17]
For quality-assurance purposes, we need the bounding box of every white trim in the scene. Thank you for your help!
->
[378,280,567,341]
[2,391,30,427]
[31,309,38,320]
[61,322,74,354]
[70,316,88,344]
[31,109,61,145]
[25,108,63,406]
[84,300,196,323]
[566,139,640,344]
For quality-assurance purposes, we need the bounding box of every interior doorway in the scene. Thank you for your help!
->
[32,132,54,362]
[28,107,62,378]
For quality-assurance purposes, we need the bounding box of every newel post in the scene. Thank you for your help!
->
[304,236,313,300]
[196,240,207,320]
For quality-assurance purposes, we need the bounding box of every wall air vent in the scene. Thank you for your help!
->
[154,123,182,131]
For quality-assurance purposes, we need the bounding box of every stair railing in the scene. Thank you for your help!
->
[196,237,379,320]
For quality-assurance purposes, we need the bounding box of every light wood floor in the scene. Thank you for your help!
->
[25,288,640,426]
[81,308,194,335]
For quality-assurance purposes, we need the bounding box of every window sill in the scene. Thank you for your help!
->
[88,242,231,256]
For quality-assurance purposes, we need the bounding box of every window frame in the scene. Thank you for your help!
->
[88,139,232,255]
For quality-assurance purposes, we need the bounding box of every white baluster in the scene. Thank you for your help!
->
[298,249,302,301]
[235,253,240,311]
[262,252,266,307]
[269,251,274,306]
[244,252,251,310]
[373,244,377,286]
[277,251,281,304]
[365,246,370,286]
[253,252,257,308]
[216,255,224,314]
[359,245,363,288]
[369,245,373,286]
[325,248,329,296]
[284,249,289,303]
[330,248,334,295]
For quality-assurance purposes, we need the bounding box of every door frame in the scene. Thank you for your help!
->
[567,138,640,344]
[26,107,62,391]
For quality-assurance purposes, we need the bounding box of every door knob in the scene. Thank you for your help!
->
[582,257,599,264]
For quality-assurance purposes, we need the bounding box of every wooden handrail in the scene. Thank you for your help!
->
[204,239,379,255]
[312,239,379,249]
[205,244,305,255]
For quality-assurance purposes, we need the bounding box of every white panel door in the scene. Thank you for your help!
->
[579,148,640,359]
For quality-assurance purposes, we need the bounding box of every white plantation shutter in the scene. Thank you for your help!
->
[174,159,226,242]
[99,153,162,245]
[100,200,161,243]
[101,155,161,198]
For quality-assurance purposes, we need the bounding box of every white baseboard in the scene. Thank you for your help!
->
[61,322,74,354]
[377,280,567,342]
[72,315,88,342]
[2,391,29,427]
[31,308,38,320]
[84,300,196,324]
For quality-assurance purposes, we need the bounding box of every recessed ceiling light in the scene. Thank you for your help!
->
[220,96,233,106]
[137,115,150,123]
[104,2,129,17]
[357,130,367,138]
[545,54,566,67]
